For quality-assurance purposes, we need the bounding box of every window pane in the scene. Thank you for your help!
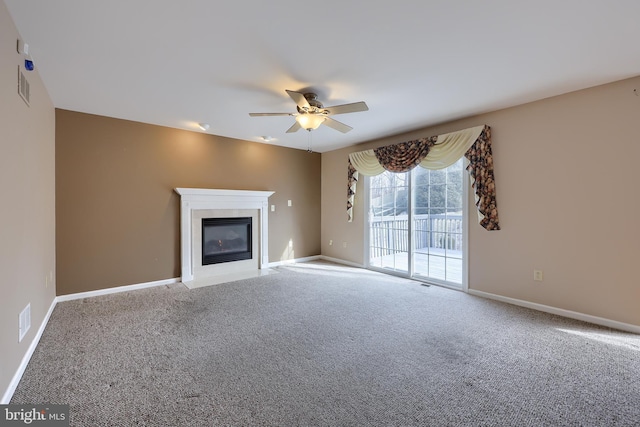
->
[414,184,429,215]
[427,255,446,281]
[445,257,462,283]
[430,169,446,184]
[369,171,409,274]
[429,185,446,213]
[446,171,463,210]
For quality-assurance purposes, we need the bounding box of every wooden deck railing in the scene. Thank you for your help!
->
[369,214,462,258]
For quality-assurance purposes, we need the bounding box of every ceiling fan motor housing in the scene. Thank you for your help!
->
[297,93,325,114]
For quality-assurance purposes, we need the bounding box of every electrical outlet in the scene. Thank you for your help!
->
[271,205,275,212]
[533,269,543,282]
[287,200,292,207]
[329,240,333,246]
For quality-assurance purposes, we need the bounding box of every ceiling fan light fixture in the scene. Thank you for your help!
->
[296,114,325,131]
[198,123,210,131]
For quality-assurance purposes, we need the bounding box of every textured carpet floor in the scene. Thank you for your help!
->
[11,261,640,426]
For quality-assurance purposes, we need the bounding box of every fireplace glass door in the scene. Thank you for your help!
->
[202,217,252,265]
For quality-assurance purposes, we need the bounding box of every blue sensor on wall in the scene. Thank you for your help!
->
[24,59,34,71]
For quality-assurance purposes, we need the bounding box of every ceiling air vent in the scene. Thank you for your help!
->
[18,66,30,106]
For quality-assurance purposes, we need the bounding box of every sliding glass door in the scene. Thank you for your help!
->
[368,171,410,274]
[368,159,467,288]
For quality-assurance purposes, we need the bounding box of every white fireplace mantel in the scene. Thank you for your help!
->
[175,188,274,284]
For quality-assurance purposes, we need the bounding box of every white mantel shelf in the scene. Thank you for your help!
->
[175,188,275,284]
[175,188,275,200]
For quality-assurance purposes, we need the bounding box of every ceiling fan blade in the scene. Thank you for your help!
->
[323,101,369,115]
[322,117,353,133]
[249,112,293,117]
[286,121,302,133]
[286,90,311,111]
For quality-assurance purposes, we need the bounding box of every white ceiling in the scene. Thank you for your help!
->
[5,1,640,152]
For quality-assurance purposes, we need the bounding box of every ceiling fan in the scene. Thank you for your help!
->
[249,90,369,133]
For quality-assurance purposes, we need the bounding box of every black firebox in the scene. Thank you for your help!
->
[201,217,252,265]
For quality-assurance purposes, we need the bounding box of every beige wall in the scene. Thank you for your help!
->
[322,75,640,327]
[56,110,321,295]
[0,1,56,400]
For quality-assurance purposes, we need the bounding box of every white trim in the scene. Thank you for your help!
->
[408,174,414,277]
[56,277,181,302]
[468,289,640,334]
[362,174,371,268]
[175,188,273,199]
[319,256,365,269]
[268,255,322,268]
[461,157,470,292]
[2,298,57,404]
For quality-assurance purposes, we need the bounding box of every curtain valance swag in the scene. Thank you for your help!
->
[347,125,500,230]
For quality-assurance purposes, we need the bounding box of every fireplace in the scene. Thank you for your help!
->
[175,188,274,288]
[202,217,252,265]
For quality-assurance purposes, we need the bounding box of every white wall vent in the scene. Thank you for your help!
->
[18,66,30,106]
[19,303,31,342]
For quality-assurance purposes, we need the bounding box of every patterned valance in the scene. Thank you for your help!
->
[374,136,437,172]
[347,125,500,231]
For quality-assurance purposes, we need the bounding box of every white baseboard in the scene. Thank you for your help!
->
[1,298,57,404]
[269,255,364,269]
[56,277,181,302]
[2,276,181,404]
[268,255,366,269]
[268,255,322,268]
[468,289,640,334]
[319,256,365,269]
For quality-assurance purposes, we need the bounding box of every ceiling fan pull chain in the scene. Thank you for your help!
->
[307,130,313,153]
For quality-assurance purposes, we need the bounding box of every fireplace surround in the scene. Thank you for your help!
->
[175,188,274,288]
